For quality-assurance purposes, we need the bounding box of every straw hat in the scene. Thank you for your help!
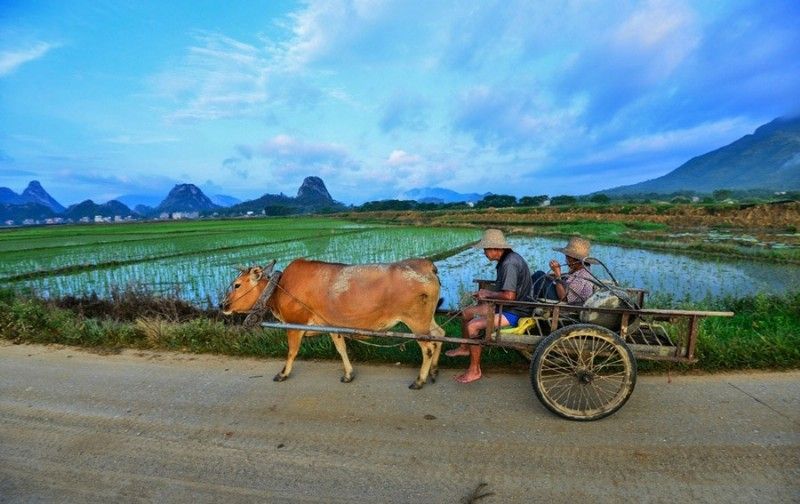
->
[474,228,512,249]
[553,236,591,260]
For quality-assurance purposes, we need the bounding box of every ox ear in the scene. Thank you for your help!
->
[249,267,263,282]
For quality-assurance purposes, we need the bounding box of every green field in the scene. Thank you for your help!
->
[1,216,798,372]
[1,217,479,304]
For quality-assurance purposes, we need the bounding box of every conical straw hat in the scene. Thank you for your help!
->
[552,236,591,260]
[474,228,512,249]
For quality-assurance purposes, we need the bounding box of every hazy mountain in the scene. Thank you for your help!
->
[210,194,241,207]
[0,187,25,205]
[155,184,219,213]
[116,194,164,209]
[601,116,800,195]
[134,204,154,216]
[64,199,135,220]
[225,176,344,215]
[21,180,65,213]
[397,187,488,203]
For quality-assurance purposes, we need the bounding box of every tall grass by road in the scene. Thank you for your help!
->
[2,288,797,372]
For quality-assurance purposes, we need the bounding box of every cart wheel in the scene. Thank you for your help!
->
[531,324,636,421]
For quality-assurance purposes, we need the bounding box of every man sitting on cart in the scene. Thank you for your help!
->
[446,228,534,383]
[531,236,595,304]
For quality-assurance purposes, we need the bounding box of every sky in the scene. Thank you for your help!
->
[1,0,799,206]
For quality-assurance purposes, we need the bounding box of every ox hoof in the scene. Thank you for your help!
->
[409,381,424,390]
[340,373,355,383]
[273,373,288,382]
[429,370,439,384]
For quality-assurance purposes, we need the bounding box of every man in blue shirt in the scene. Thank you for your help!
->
[447,228,533,383]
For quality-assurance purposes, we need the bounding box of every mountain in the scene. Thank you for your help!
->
[397,187,488,203]
[295,176,334,205]
[0,202,56,222]
[0,187,25,205]
[64,200,135,220]
[21,180,65,213]
[601,116,800,195]
[225,176,345,215]
[210,194,241,207]
[155,184,219,214]
[116,194,164,209]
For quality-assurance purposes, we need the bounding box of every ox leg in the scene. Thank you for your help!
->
[331,333,355,383]
[428,321,445,383]
[410,341,436,390]
[274,329,304,382]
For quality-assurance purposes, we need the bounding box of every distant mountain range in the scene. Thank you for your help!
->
[2,117,798,225]
[397,187,488,204]
[222,176,345,215]
[0,181,65,213]
[64,200,135,220]
[1,177,344,224]
[601,116,800,195]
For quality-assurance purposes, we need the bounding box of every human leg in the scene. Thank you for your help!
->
[455,313,511,383]
[446,303,491,357]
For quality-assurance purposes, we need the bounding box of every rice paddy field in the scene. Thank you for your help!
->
[2,216,800,309]
[2,216,799,371]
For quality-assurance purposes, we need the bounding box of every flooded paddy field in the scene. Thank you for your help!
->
[2,218,798,309]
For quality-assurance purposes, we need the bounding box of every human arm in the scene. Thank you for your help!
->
[549,259,567,301]
[474,289,517,301]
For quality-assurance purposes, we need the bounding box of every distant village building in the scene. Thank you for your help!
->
[171,211,200,220]
[541,199,551,207]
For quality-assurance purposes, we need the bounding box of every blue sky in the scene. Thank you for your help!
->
[1,0,799,205]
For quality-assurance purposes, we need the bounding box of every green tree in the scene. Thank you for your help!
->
[519,195,549,206]
[589,194,610,204]
[476,194,517,208]
[550,195,577,206]
[713,189,733,201]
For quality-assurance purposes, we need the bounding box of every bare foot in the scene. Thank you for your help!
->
[445,347,470,357]
[454,370,482,383]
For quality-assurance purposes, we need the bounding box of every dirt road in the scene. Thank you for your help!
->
[1,343,798,503]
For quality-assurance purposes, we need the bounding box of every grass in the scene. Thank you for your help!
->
[1,287,797,372]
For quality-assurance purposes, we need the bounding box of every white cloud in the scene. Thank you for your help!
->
[154,33,271,121]
[0,42,58,76]
[104,135,180,145]
[386,149,421,166]
[611,0,699,81]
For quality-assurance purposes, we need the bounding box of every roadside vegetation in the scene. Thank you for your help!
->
[2,287,798,372]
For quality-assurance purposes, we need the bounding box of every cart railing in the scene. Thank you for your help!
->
[471,296,733,363]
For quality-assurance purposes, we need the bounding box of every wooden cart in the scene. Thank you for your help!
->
[262,258,734,421]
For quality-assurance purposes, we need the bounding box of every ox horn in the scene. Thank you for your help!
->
[263,259,277,274]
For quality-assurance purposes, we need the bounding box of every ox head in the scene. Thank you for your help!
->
[219,260,277,315]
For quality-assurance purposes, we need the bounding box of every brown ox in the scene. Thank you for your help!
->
[221,258,445,389]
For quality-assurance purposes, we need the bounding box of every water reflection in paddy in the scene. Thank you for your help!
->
[435,237,800,309]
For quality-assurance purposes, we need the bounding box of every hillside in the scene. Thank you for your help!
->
[64,200,134,220]
[225,176,345,215]
[602,117,800,195]
[155,184,219,214]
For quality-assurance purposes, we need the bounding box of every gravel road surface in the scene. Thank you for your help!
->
[1,342,798,503]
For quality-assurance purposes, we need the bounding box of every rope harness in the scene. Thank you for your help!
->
[242,271,282,328]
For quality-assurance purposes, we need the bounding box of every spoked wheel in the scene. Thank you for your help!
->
[531,324,636,421]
